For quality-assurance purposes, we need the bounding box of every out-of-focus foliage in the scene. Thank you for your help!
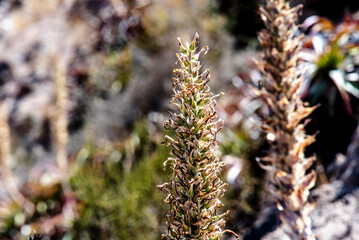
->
[302,14,359,114]
[0,176,68,239]
[301,13,359,176]
[0,118,170,240]
[70,119,169,240]
[217,59,265,236]
[0,0,144,159]
[138,0,228,50]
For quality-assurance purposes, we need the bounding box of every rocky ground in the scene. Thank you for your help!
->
[257,182,359,240]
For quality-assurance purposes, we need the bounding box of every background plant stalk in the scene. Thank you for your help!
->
[255,0,317,239]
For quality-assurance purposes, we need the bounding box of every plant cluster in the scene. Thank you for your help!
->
[302,13,359,114]
[300,13,359,178]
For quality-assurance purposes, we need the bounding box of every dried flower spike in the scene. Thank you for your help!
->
[256,0,317,239]
[158,33,231,240]
[53,59,69,177]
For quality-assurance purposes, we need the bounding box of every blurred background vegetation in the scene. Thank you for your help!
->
[0,0,358,239]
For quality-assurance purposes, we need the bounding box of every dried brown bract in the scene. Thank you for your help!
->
[255,0,317,239]
[158,33,232,240]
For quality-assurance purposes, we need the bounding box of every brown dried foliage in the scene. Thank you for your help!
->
[255,0,317,239]
[157,34,231,240]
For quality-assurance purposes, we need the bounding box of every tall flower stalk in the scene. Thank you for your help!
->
[158,34,230,239]
[0,103,35,214]
[255,0,317,239]
[53,59,69,177]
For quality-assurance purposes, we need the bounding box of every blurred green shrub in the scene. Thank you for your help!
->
[0,119,170,240]
[69,119,169,240]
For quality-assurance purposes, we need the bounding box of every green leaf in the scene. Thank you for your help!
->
[329,70,352,114]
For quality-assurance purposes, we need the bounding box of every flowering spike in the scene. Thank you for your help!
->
[256,0,317,239]
[158,34,233,240]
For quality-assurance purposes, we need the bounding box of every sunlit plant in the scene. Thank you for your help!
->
[158,33,233,239]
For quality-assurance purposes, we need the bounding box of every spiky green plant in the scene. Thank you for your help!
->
[255,0,317,239]
[158,34,231,240]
